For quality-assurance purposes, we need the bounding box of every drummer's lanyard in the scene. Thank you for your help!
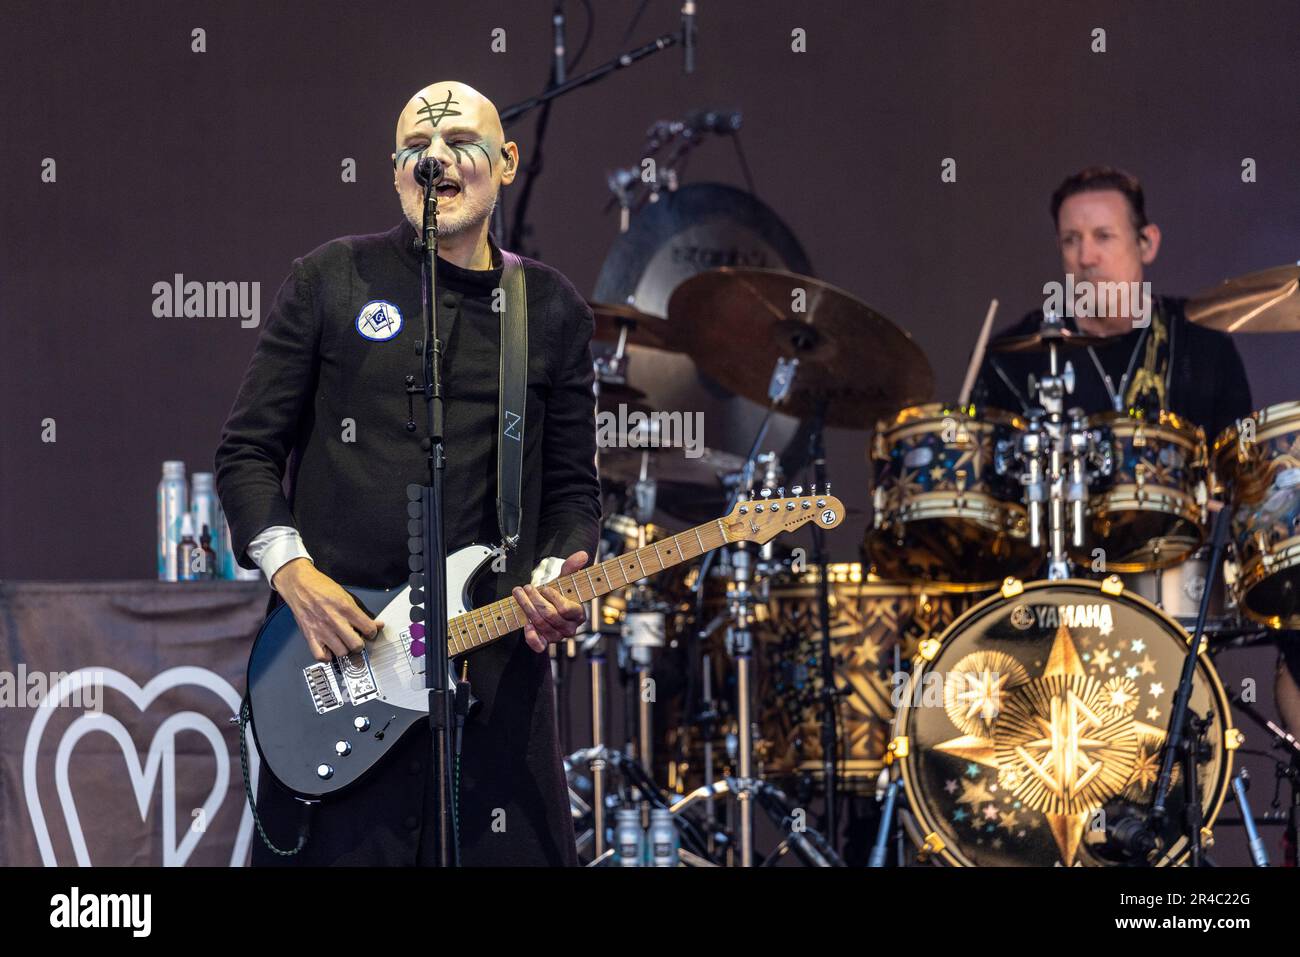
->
[1087,322,1150,412]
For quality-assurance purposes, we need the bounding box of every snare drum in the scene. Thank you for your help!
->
[1213,401,1300,628]
[868,403,1036,588]
[1080,410,1208,571]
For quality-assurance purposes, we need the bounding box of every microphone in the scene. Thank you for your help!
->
[414,156,443,188]
[682,1,696,74]
[684,108,742,135]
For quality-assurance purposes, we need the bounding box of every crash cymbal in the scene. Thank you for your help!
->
[666,268,933,427]
[589,301,682,352]
[1186,263,1300,333]
[988,326,1115,354]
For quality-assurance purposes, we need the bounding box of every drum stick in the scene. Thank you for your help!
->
[957,299,999,407]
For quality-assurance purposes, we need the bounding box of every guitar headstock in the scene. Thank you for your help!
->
[723,485,846,545]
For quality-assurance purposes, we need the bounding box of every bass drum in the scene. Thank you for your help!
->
[758,564,979,791]
[890,578,1237,867]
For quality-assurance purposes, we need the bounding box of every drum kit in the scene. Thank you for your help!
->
[560,199,1300,866]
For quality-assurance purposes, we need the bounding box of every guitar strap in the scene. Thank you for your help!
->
[497,250,528,550]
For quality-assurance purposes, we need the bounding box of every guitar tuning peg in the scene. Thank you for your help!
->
[760,487,772,499]
[808,483,817,495]
[778,486,785,498]
[791,485,803,496]
[825,482,832,495]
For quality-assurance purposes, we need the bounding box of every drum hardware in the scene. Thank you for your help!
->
[1230,770,1271,866]
[868,773,905,867]
[1014,314,1096,580]
[1148,507,1233,865]
[753,779,846,867]
[1227,686,1300,867]
[687,352,799,866]
[566,745,721,866]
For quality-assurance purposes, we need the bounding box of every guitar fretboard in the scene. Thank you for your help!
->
[446,518,732,655]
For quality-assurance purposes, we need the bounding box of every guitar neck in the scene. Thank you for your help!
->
[446,518,733,656]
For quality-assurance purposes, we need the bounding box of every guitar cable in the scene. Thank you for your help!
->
[239,697,315,856]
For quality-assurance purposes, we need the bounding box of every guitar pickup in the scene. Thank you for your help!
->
[339,650,379,705]
[303,663,343,714]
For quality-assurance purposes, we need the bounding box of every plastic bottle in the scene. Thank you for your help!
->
[157,461,187,581]
[648,806,679,866]
[614,808,645,866]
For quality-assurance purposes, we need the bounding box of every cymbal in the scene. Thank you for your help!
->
[988,327,1115,354]
[598,443,747,490]
[1186,263,1300,333]
[666,268,933,427]
[589,302,681,352]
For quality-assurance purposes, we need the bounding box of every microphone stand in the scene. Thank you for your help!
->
[807,397,839,852]
[492,28,680,246]
[1147,504,1231,864]
[416,165,456,867]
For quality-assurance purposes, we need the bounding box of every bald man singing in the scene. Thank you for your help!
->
[216,82,599,866]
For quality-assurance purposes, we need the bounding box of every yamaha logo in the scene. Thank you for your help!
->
[1010,604,1034,630]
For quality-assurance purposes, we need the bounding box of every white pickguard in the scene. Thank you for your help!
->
[362,544,495,713]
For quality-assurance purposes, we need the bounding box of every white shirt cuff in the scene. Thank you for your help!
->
[530,556,566,586]
[247,525,313,590]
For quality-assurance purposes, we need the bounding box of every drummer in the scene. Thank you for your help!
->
[972,166,1252,442]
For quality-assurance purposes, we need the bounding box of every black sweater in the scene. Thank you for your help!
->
[214,220,599,866]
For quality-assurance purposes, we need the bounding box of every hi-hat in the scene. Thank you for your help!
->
[666,268,933,427]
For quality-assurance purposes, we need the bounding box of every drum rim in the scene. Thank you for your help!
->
[875,401,1027,435]
[1212,400,1300,469]
[1088,407,1206,444]
[890,576,1235,867]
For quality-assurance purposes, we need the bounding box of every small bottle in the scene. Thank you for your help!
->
[198,524,218,580]
[190,473,221,577]
[614,808,645,867]
[176,514,201,582]
[157,461,187,581]
[648,807,679,866]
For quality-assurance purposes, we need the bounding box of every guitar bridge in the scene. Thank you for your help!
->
[303,662,343,714]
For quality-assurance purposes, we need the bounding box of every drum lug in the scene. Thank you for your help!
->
[886,735,910,761]
[916,832,946,863]
[1200,827,1215,849]
[1000,577,1024,598]
[1225,727,1245,750]
[918,638,941,661]
[1100,575,1124,596]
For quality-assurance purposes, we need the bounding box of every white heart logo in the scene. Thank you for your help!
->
[22,666,259,866]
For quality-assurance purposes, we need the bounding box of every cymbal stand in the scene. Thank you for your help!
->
[689,355,798,866]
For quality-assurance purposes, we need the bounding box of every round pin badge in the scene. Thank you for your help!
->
[356,300,403,341]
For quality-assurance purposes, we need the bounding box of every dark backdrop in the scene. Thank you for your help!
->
[2,0,1298,577]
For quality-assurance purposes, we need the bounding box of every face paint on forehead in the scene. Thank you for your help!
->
[415,90,462,127]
